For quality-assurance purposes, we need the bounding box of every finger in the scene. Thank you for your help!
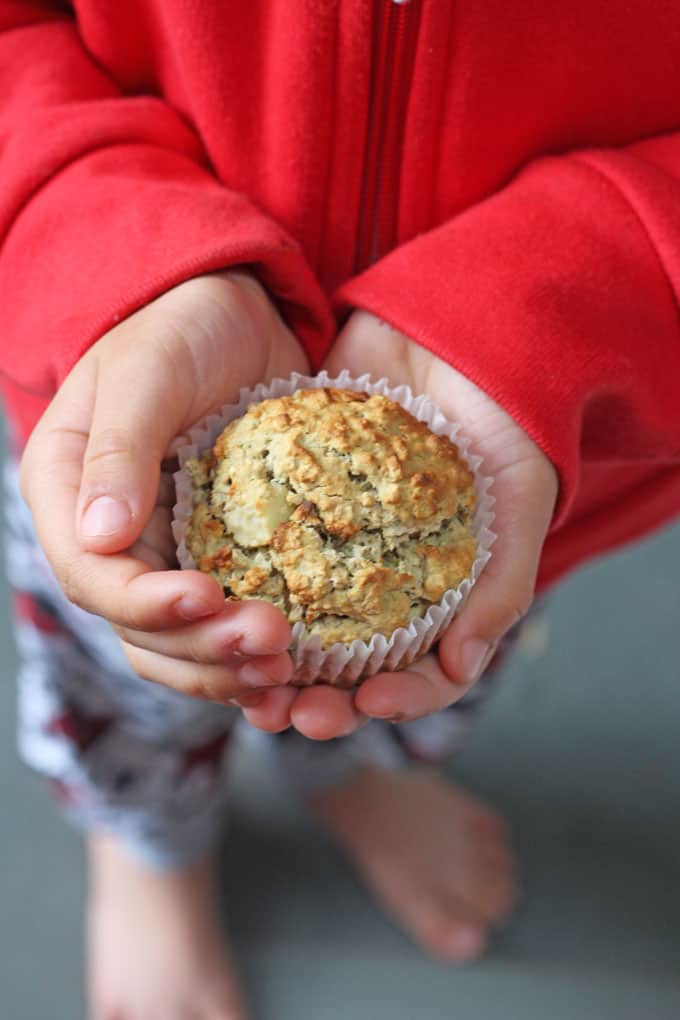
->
[157,470,178,509]
[68,563,228,630]
[355,653,470,722]
[115,599,292,663]
[133,505,178,569]
[120,641,293,703]
[435,454,556,687]
[324,310,403,379]
[238,687,298,733]
[77,338,194,553]
[325,313,558,691]
[21,396,228,629]
[440,502,545,686]
[289,685,366,740]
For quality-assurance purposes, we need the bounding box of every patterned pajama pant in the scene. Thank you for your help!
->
[3,452,516,869]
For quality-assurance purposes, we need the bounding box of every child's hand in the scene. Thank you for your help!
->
[20,272,308,704]
[239,311,558,738]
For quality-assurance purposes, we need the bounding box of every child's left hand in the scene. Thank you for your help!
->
[237,311,558,738]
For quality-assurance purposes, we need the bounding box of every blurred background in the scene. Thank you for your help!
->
[1,427,679,1019]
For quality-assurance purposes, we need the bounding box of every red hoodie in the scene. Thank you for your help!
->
[1,1,680,592]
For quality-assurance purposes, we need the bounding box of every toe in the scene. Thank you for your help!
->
[410,895,488,962]
[435,921,488,963]
[452,854,519,929]
[470,809,511,839]
[474,871,517,926]
[478,844,518,885]
[374,869,490,964]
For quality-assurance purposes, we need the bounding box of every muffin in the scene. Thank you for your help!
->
[184,387,478,648]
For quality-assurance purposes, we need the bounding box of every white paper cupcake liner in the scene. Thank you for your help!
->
[172,371,496,688]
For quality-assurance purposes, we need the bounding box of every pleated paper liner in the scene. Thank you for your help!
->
[172,371,495,687]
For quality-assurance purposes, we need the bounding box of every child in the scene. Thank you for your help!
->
[2,3,680,1018]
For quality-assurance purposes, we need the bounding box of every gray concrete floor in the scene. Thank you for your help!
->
[1,435,679,1017]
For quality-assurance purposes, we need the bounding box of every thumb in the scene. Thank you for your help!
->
[439,459,557,685]
[77,337,192,554]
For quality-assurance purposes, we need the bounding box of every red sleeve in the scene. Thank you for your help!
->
[337,132,680,555]
[0,3,333,407]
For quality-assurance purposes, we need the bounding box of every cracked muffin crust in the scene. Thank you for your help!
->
[185,388,477,647]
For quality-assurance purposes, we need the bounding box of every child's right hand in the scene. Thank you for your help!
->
[20,272,308,704]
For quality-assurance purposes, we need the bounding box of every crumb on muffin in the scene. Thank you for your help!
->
[185,388,477,647]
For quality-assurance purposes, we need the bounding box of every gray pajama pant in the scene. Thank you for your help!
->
[4,452,514,870]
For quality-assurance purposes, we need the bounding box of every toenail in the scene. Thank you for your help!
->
[447,927,485,959]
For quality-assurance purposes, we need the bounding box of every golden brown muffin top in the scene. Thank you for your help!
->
[185,388,476,646]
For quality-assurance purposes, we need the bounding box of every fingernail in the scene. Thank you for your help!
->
[373,711,407,723]
[461,638,492,683]
[175,595,219,621]
[238,663,285,688]
[232,692,267,708]
[238,635,288,656]
[81,496,131,538]
[366,709,404,722]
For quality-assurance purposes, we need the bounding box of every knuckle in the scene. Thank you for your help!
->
[115,578,157,632]
[183,672,211,700]
[57,562,87,610]
[84,427,137,469]
[180,631,205,665]
[186,668,232,703]
[509,591,534,629]
[120,642,153,682]
[117,603,149,634]
[18,449,34,504]
[535,453,559,494]
[113,593,137,630]
[112,622,132,644]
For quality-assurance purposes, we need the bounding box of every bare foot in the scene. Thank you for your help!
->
[87,833,250,1019]
[308,767,517,962]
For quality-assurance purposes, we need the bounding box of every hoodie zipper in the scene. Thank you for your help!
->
[356,0,421,272]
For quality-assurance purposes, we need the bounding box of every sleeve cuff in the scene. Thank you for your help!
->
[0,142,334,395]
[335,149,680,528]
